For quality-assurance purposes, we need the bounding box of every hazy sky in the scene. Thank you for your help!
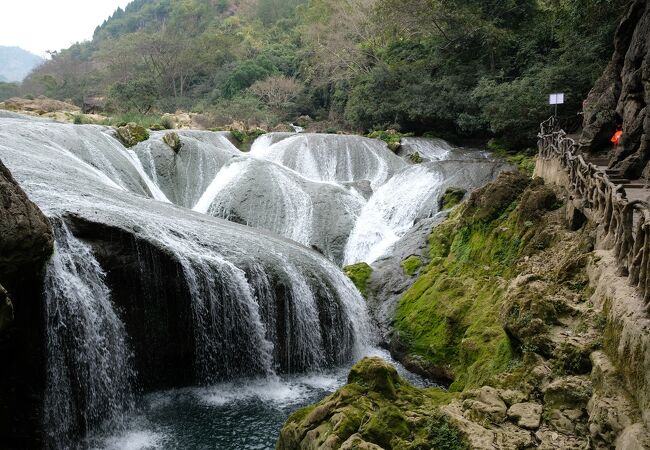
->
[0,0,133,57]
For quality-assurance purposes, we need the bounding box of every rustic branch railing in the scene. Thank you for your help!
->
[537,117,650,306]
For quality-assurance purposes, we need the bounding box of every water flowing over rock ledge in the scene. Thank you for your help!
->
[0,113,506,448]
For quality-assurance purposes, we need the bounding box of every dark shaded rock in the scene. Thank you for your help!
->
[566,197,587,231]
[0,284,13,332]
[0,161,53,288]
[0,159,53,448]
[579,0,650,179]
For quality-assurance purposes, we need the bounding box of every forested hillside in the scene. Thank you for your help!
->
[21,0,625,148]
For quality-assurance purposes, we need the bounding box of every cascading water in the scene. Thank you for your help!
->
[0,112,508,449]
[43,220,134,449]
[344,159,509,265]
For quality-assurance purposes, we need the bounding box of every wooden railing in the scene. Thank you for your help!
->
[537,117,650,306]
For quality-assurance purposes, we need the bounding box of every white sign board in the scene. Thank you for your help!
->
[549,93,565,105]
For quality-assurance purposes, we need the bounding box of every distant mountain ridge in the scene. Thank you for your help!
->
[0,46,43,83]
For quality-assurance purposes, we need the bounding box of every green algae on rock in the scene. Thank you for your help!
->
[400,256,423,277]
[440,187,466,210]
[116,122,150,148]
[344,263,373,298]
[163,131,182,153]
[276,357,466,450]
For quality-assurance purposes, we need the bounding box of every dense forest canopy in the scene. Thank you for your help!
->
[7,0,626,148]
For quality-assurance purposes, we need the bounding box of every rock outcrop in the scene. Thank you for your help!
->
[279,172,650,449]
[0,159,53,448]
[579,0,650,178]
[277,357,469,450]
[115,122,150,147]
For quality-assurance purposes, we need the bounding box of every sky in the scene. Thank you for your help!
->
[0,0,133,57]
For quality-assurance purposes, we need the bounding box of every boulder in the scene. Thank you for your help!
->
[507,402,542,430]
[163,131,182,153]
[116,122,150,148]
[462,171,530,224]
[0,160,53,287]
[463,386,508,423]
[543,376,593,410]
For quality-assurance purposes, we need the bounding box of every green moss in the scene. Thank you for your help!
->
[441,187,466,210]
[401,255,423,276]
[367,129,414,152]
[230,128,266,151]
[394,175,542,389]
[360,405,409,448]
[409,151,423,163]
[277,357,461,450]
[487,140,536,175]
[115,122,150,147]
[343,263,373,298]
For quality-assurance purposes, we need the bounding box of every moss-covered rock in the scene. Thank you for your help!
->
[343,263,373,298]
[116,122,150,147]
[400,255,423,276]
[276,357,464,450]
[462,171,530,224]
[440,187,466,210]
[393,171,596,392]
[408,151,423,163]
[163,131,182,153]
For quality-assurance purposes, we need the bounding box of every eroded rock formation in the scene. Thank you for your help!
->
[580,0,650,178]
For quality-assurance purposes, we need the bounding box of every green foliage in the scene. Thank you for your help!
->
[102,112,168,130]
[0,82,19,101]
[109,78,159,114]
[409,151,423,163]
[427,413,470,450]
[20,0,625,147]
[72,114,95,125]
[343,263,373,298]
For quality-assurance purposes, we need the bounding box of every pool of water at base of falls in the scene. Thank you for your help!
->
[89,348,438,450]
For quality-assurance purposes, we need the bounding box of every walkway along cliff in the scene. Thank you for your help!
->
[536,117,650,439]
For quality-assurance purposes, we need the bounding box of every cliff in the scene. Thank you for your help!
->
[580,0,650,179]
[0,159,53,447]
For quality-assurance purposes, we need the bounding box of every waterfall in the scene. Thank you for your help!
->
[0,113,509,448]
[43,220,134,449]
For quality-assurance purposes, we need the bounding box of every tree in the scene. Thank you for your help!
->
[249,75,302,108]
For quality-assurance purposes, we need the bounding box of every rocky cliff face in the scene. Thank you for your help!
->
[0,160,53,448]
[580,0,650,178]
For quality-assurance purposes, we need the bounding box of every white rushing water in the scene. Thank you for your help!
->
[44,221,134,450]
[0,114,508,449]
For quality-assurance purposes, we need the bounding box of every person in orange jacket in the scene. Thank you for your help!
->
[611,126,623,147]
